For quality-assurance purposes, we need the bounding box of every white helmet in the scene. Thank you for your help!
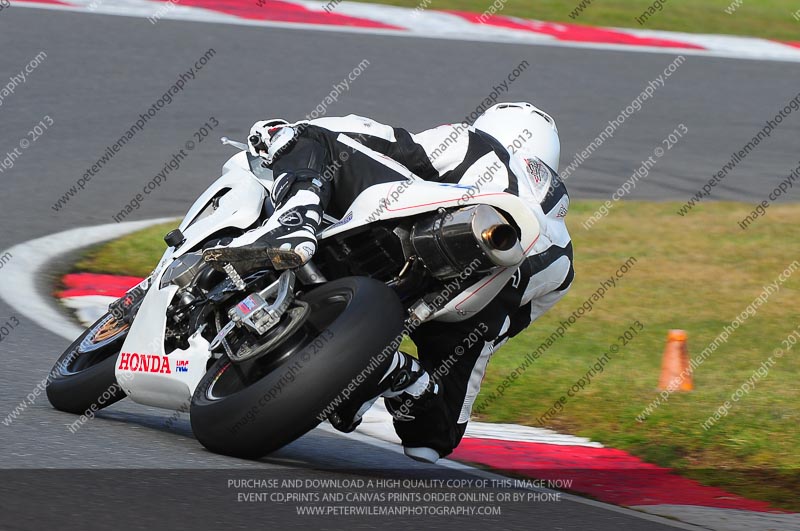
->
[248,119,301,164]
[474,102,561,172]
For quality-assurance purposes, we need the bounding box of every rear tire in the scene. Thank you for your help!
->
[189,276,404,459]
[46,313,128,414]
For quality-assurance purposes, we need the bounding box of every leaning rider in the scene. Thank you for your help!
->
[204,103,573,463]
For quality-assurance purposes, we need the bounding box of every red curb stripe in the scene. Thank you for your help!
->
[445,12,706,50]
[453,438,787,512]
[59,274,790,514]
[21,0,796,57]
[172,0,403,30]
[59,273,143,299]
[15,0,70,4]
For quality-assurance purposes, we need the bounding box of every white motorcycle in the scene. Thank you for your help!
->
[46,137,542,459]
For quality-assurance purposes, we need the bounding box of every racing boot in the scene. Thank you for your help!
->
[203,188,322,273]
[329,351,440,434]
[382,352,441,422]
[383,352,444,464]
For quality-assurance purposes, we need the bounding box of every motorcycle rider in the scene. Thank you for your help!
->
[203,103,573,463]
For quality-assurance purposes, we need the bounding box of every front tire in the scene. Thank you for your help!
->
[189,277,404,459]
[46,313,129,414]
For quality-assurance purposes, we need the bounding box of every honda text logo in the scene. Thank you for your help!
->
[117,352,172,374]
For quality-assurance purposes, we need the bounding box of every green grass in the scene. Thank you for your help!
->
[357,0,800,41]
[474,200,800,509]
[74,221,179,278]
[73,201,800,509]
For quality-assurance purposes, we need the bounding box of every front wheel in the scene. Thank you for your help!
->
[189,276,404,459]
[46,313,129,414]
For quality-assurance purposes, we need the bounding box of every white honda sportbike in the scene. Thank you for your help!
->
[46,137,542,459]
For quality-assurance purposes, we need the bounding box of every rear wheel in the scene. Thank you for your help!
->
[189,276,404,459]
[46,313,129,414]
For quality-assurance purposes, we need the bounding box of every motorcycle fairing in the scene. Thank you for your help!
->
[115,153,267,409]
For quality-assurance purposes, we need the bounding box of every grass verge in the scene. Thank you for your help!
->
[349,0,800,41]
[73,201,800,509]
[74,221,179,278]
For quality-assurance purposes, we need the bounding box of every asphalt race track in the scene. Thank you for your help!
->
[1,6,798,530]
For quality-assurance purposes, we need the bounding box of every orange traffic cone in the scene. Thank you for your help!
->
[658,330,693,392]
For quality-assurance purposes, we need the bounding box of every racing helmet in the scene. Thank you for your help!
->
[473,102,561,172]
[248,119,298,164]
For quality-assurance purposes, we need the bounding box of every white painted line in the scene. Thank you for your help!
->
[13,0,800,64]
[360,400,604,447]
[61,295,119,328]
[317,422,703,530]
[464,421,603,447]
[0,218,174,341]
[631,504,800,531]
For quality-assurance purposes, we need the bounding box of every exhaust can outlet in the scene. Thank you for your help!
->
[410,205,525,279]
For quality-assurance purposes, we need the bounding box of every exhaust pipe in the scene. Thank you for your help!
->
[482,224,518,252]
[411,205,525,279]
